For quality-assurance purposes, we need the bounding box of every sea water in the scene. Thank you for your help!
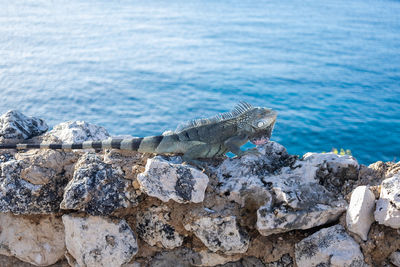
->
[1,0,399,164]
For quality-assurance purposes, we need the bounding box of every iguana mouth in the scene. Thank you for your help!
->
[251,137,269,145]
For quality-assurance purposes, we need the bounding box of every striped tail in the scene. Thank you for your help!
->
[0,136,166,153]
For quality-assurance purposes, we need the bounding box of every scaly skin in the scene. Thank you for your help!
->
[0,102,277,163]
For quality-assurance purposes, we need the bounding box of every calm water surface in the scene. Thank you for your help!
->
[1,0,400,164]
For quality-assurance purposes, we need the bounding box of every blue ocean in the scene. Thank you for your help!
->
[1,0,399,164]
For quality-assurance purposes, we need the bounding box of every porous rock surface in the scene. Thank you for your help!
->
[295,224,365,267]
[137,156,209,203]
[0,110,48,141]
[374,174,400,228]
[346,185,376,240]
[0,110,399,266]
[62,214,138,267]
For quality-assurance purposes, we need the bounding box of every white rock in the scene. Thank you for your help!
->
[44,120,109,143]
[62,214,138,267]
[295,225,365,267]
[136,205,183,249]
[184,215,249,254]
[0,110,48,140]
[374,174,400,228]
[346,186,376,240]
[137,156,209,203]
[0,213,65,266]
[390,251,400,267]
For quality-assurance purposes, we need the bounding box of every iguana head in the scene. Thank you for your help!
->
[245,107,277,145]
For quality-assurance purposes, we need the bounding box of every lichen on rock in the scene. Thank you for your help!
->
[0,110,48,141]
[136,205,184,249]
[61,153,138,216]
[137,156,209,203]
[62,214,138,267]
[295,224,365,267]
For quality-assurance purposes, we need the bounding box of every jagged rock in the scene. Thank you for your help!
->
[218,256,268,267]
[137,156,209,203]
[0,110,48,140]
[346,186,376,240]
[136,205,184,249]
[265,254,293,267]
[41,120,109,143]
[217,143,348,236]
[147,248,241,267]
[0,158,68,214]
[62,215,138,267]
[295,225,365,267]
[0,213,65,266]
[390,251,400,267]
[374,174,400,228]
[184,214,249,254]
[61,153,138,215]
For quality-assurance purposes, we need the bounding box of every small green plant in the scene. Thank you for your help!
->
[331,148,352,156]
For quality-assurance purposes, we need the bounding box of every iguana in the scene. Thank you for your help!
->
[0,102,277,163]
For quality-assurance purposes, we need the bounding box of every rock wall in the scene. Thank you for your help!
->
[0,110,400,267]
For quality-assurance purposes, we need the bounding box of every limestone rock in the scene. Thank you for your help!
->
[217,143,349,236]
[184,215,249,254]
[136,205,184,249]
[0,110,48,140]
[374,174,400,228]
[61,153,138,215]
[0,213,65,266]
[62,214,138,267]
[295,225,365,267]
[346,186,376,240]
[41,120,109,143]
[137,156,209,203]
[0,158,68,214]
[390,251,400,267]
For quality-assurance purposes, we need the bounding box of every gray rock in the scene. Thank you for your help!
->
[62,214,138,267]
[374,174,400,228]
[0,213,66,266]
[390,251,400,267]
[136,205,184,249]
[184,215,249,255]
[61,153,138,215]
[41,120,109,143]
[0,158,68,214]
[295,225,365,267]
[265,254,293,267]
[218,256,268,267]
[217,143,349,236]
[346,186,376,240]
[0,110,48,140]
[137,156,209,203]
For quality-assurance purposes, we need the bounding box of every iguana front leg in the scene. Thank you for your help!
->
[224,134,249,157]
[224,134,261,157]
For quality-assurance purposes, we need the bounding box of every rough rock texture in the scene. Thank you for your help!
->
[0,155,70,214]
[136,205,184,249]
[61,153,138,215]
[1,111,400,266]
[137,156,209,203]
[217,142,349,236]
[374,174,400,228]
[295,225,365,267]
[40,120,109,143]
[184,214,249,254]
[346,185,376,240]
[0,213,65,266]
[0,110,48,140]
[390,251,400,267]
[62,215,138,267]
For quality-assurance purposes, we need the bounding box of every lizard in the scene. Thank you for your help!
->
[0,102,277,164]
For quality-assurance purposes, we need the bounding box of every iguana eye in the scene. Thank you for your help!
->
[257,121,265,128]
